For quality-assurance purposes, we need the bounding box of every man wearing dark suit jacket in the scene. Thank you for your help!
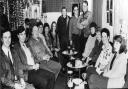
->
[56,7,70,51]
[13,26,55,89]
[0,30,35,89]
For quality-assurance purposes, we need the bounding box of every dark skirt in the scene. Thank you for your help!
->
[88,74,108,89]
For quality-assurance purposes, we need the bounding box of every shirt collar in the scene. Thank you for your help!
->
[2,45,10,56]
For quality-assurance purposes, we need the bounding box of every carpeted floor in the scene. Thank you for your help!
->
[54,71,89,89]
[54,72,68,89]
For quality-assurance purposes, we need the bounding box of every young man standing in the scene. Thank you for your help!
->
[56,7,70,51]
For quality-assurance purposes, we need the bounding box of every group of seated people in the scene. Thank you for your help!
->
[0,20,62,89]
[80,26,128,88]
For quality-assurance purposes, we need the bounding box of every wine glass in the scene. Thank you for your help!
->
[82,73,87,84]
[67,70,73,88]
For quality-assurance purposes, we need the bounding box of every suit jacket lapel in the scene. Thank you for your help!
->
[1,49,16,78]
[16,43,28,65]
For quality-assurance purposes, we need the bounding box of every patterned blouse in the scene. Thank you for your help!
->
[95,43,112,72]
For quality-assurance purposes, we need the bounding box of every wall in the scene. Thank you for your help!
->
[114,0,128,36]
[43,12,71,25]
[102,0,128,47]
[93,0,103,27]
[114,0,128,48]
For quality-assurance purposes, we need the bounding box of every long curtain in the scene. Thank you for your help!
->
[93,0,103,27]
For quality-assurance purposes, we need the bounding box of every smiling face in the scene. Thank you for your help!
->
[82,2,88,12]
[73,6,78,17]
[62,8,67,18]
[96,31,101,41]
[52,23,56,31]
[38,25,43,34]
[44,26,49,35]
[18,30,26,43]
[114,41,121,52]
[32,26,39,39]
[90,27,96,35]
[102,32,109,45]
[2,31,11,48]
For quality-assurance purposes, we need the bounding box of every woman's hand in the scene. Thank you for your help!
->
[43,55,50,61]
[14,82,24,89]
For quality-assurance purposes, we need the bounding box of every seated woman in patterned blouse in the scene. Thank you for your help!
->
[82,28,113,80]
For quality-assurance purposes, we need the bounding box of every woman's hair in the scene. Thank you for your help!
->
[51,21,57,32]
[83,0,88,6]
[114,35,127,54]
[25,18,30,25]
[61,6,67,12]
[36,21,43,27]
[72,4,79,16]
[17,26,25,35]
[43,23,50,36]
[89,22,98,31]
[101,28,110,37]
[1,29,11,38]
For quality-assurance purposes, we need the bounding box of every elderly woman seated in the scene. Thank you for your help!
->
[88,35,127,89]
[28,25,61,79]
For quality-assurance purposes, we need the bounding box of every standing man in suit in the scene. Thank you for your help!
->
[14,26,55,89]
[56,7,70,51]
[0,30,35,89]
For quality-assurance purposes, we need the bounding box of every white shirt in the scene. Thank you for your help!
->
[20,43,35,65]
[2,45,13,64]
[83,35,96,57]
[103,53,127,88]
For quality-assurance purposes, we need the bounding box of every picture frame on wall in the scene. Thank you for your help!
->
[110,0,113,9]
[109,10,112,26]
[106,0,113,26]
[107,12,110,23]
[107,0,109,10]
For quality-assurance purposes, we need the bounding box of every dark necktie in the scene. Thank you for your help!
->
[109,53,117,70]
[8,51,14,73]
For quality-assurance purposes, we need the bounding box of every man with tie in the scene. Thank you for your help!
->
[13,26,55,89]
[0,29,35,89]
